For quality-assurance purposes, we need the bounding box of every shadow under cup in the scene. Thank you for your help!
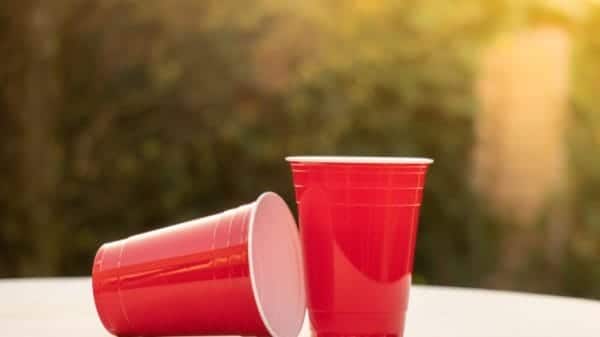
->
[287,156,432,337]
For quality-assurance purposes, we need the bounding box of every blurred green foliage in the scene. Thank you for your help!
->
[0,0,598,299]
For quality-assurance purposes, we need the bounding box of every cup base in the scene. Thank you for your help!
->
[308,311,406,337]
[312,333,402,337]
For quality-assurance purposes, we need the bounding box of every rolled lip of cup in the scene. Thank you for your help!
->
[285,156,434,165]
[249,192,306,337]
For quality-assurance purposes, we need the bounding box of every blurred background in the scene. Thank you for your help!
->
[1,0,599,299]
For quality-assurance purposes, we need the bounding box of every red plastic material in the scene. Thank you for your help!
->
[92,192,305,337]
[287,157,432,337]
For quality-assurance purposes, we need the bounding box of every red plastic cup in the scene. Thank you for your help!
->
[92,192,306,337]
[287,156,433,337]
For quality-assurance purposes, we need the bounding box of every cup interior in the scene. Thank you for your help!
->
[249,192,306,337]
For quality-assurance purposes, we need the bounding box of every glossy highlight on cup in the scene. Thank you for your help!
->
[92,192,305,337]
[287,156,433,337]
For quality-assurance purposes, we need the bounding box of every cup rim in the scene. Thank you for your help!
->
[286,156,434,164]
[248,192,306,337]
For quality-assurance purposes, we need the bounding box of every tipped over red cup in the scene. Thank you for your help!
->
[92,192,306,337]
[287,156,433,337]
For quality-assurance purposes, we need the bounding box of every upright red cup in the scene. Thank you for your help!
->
[92,192,306,337]
[287,156,433,337]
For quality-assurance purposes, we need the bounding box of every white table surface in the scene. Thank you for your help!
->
[1,278,599,337]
